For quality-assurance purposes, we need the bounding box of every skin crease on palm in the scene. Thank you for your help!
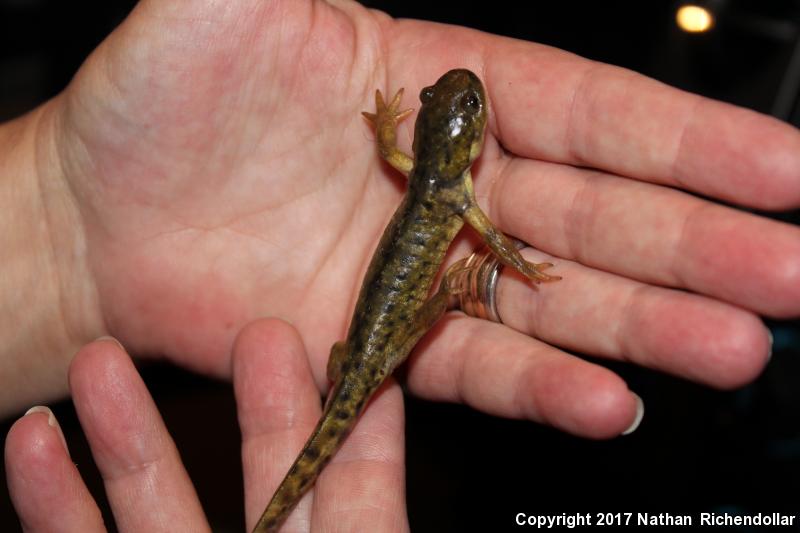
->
[5,0,800,442]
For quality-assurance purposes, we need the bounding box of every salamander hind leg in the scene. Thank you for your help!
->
[362,88,414,175]
[383,276,461,377]
[327,341,348,382]
[463,205,561,284]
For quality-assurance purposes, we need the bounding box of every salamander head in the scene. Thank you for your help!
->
[412,69,487,182]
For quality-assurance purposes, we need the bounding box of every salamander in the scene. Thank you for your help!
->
[253,68,559,532]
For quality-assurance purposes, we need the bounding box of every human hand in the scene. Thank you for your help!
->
[4,320,407,532]
[9,0,799,435]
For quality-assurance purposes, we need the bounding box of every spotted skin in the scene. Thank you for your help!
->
[252,69,559,532]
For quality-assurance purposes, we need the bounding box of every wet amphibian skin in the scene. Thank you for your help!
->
[253,69,560,532]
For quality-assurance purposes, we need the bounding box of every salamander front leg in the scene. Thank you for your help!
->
[362,88,414,176]
[463,205,561,284]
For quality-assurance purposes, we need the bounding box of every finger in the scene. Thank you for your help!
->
[235,318,408,532]
[235,318,321,531]
[481,38,800,209]
[497,247,771,388]
[313,379,408,532]
[484,157,800,317]
[5,407,105,532]
[69,338,209,533]
[406,314,641,439]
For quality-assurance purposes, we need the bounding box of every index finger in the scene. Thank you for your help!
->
[482,37,800,209]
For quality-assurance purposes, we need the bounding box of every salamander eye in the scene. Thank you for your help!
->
[461,93,480,112]
[420,86,435,103]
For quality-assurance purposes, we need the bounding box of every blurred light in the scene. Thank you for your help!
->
[676,4,715,33]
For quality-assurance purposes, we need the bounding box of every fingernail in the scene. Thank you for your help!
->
[25,405,70,455]
[622,392,644,436]
[96,335,125,351]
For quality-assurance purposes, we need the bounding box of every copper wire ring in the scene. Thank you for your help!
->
[449,239,526,324]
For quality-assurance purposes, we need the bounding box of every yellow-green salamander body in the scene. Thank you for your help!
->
[254,69,559,532]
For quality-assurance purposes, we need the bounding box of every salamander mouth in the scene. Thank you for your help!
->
[469,135,484,162]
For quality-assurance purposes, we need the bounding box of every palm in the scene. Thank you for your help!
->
[52,0,799,438]
[62,2,433,377]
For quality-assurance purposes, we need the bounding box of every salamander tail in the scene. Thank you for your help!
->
[252,382,362,532]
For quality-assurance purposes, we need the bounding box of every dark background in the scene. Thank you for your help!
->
[1,1,799,531]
